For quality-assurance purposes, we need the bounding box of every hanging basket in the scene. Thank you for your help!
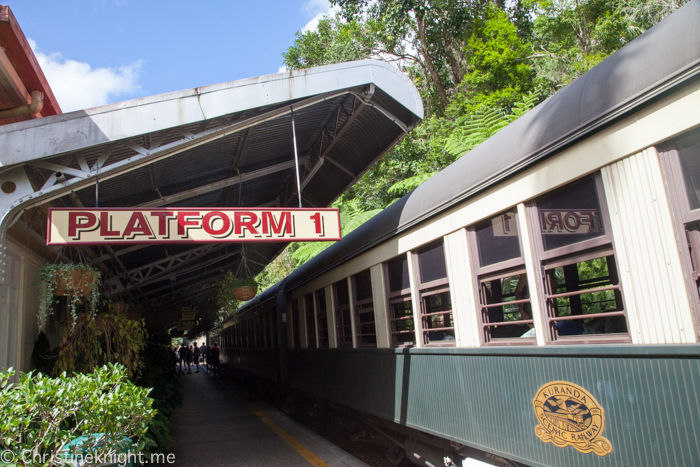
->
[54,269,98,297]
[112,302,130,314]
[232,286,258,301]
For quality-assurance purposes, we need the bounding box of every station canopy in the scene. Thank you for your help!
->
[0,60,423,325]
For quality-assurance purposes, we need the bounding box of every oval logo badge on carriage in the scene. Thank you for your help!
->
[533,381,612,456]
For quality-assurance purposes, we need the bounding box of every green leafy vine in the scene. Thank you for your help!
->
[36,263,101,330]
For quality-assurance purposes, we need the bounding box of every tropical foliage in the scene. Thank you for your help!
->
[35,263,101,330]
[53,312,147,380]
[0,364,154,467]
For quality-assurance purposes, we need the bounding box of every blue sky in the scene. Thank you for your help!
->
[10,0,336,112]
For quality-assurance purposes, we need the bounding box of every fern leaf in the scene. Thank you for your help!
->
[387,173,436,195]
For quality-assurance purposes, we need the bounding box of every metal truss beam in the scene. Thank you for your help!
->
[299,94,371,193]
[122,244,223,284]
[6,90,350,226]
[88,244,150,265]
[137,156,307,208]
[148,276,221,309]
[220,127,250,206]
[122,245,235,291]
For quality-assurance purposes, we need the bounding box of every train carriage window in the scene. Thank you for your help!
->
[352,270,376,347]
[334,280,353,348]
[413,240,455,347]
[270,306,278,349]
[305,293,316,348]
[660,129,700,325]
[315,289,329,348]
[529,173,629,343]
[385,255,416,346]
[291,300,301,349]
[254,316,260,349]
[677,130,700,211]
[470,211,535,345]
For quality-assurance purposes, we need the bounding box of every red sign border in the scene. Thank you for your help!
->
[46,207,342,246]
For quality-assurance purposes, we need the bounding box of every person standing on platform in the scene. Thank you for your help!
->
[193,342,201,373]
[209,343,220,375]
[176,345,184,372]
[185,344,193,374]
[200,342,209,373]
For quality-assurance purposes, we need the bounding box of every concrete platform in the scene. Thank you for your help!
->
[168,368,368,467]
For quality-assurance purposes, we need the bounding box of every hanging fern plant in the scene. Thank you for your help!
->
[36,262,101,330]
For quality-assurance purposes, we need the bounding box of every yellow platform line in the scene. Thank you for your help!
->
[218,380,330,467]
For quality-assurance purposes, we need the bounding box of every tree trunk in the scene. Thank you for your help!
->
[416,15,449,110]
[442,31,464,85]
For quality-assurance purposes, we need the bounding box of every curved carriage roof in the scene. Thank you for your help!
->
[235,0,700,311]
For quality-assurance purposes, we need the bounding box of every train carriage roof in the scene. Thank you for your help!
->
[236,0,700,312]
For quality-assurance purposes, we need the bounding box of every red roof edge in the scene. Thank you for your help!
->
[0,5,61,116]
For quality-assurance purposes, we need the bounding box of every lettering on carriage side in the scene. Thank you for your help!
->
[539,209,603,235]
[492,211,518,236]
[533,381,612,456]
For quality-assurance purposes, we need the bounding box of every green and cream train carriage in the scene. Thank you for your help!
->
[217,2,700,466]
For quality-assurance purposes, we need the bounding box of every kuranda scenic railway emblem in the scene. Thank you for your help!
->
[533,381,612,456]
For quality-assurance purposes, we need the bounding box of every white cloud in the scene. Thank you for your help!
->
[277,65,288,73]
[301,0,339,33]
[28,38,143,112]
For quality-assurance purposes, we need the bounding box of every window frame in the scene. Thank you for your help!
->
[468,209,536,346]
[291,299,301,349]
[526,172,631,344]
[384,256,416,347]
[411,239,456,347]
[315,289,329,348]
[475,266,536,346]
[531,174,615,261]
[333,279,353,348]
[658,137,700,336]
[351,270,377,348]
[304,293,317,348]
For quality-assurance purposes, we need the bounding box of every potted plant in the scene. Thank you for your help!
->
[231,276,258,301]
[36,262,101,329]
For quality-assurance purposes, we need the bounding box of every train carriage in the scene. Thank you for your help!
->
[217,2,700,466]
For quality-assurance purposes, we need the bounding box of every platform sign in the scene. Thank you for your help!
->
[47,207,342,245]
[181,307,196,321]
[177,320,195,331]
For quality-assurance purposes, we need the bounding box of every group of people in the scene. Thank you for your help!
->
[174,341,220,375]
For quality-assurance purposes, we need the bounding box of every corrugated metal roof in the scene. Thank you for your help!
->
[3,60,423,322]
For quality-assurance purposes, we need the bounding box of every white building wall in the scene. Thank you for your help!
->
[601,148,698,344]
